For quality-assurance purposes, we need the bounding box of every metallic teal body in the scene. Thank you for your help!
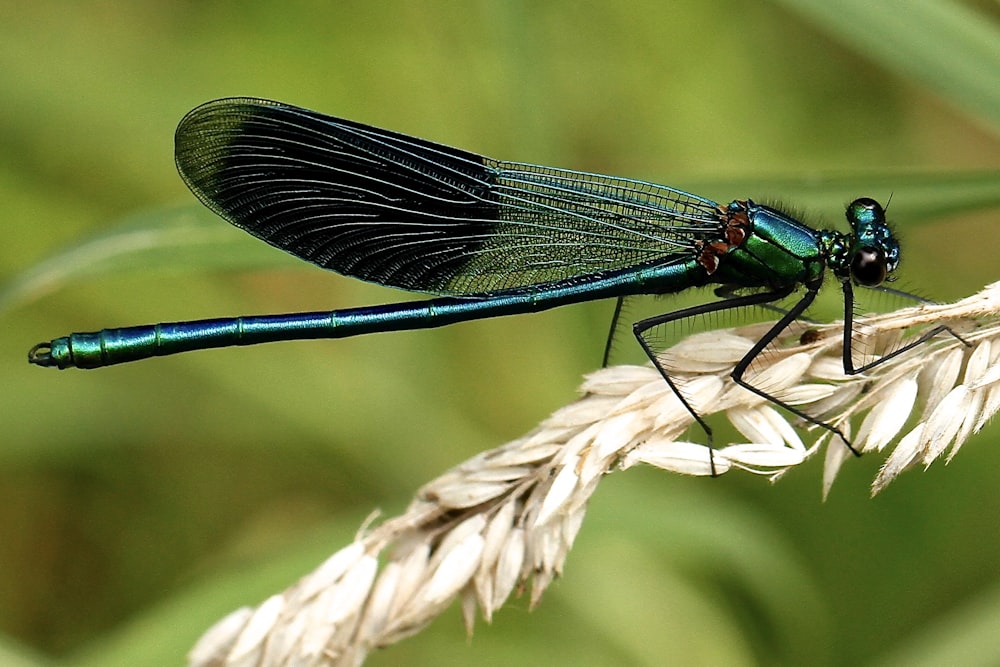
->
[29,98,900,372]
[31,200,858,370]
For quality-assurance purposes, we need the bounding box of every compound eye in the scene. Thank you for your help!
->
[851,246,887,286]
[852,197,880,211]
[847,198,886,226]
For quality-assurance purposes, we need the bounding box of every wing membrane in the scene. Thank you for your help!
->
[175,97,723,295]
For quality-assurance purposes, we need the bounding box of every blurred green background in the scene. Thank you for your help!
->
[3,2,1000,665]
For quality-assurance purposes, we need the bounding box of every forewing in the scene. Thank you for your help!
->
[175,98,722,295]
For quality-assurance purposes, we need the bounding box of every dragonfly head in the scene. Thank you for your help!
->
[844,197,898,287]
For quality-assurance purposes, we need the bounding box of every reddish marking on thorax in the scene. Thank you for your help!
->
[695,202,751,274]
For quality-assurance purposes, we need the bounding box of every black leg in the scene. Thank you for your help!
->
[602,296,626,368]
[841,281,970,375]
[714,284,801,320]
[635,281,971,470]
[733,282,970,458]
[728,287,858,455]
[633,285,796,474]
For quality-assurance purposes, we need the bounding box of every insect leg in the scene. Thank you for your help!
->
[841,281,970,374]
[633,286,795,474]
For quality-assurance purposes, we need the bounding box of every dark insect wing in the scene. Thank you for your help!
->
[175,98,495,292]
[175,97,723,296]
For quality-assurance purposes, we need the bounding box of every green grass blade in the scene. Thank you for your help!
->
[775,0,1000,132]
[0,206,295,314]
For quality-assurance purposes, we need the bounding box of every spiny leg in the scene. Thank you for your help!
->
[714,284,800,320]
[635,281,959,468]
[602,296,627,368]
[717,284,845,333]
[633,286,795,475]
[733,282,970,459]
[606,283,789,370]
[727,287,858,455]
[841,281,971,375]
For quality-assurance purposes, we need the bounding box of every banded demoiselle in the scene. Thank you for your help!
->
[29,98,946,452]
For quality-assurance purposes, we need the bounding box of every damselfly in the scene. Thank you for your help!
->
[29,98,947,452]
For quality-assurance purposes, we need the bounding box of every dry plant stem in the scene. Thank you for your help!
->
[189,282,1000,667]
